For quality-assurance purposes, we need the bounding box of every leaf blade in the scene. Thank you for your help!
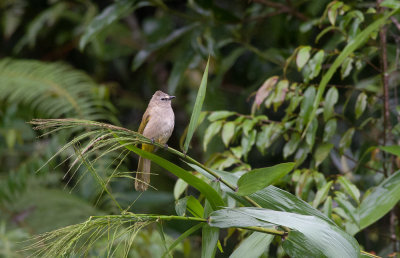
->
[183,58,210,153]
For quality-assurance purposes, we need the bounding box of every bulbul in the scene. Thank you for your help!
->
[135,90,175,191]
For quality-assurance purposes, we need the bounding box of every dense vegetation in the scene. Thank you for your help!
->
[1,0,400,257]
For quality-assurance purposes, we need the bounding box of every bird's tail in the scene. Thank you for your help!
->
[135,156,151,191]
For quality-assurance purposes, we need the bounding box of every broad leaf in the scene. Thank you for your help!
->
[339,128,355,153]
[209,208,360,258]
[380,145,400,157]
[323,119,337,142]
[208,111,236,122]
[283,132,301,158]
[204,121,223,151]
[355,92,367,119]
[359,170,400,231]
[222,122,235,147]
[312,181,333,208]
[338,176,360,204]
[314,143,333,167]
[236,163,295,196]
[230,232,273,258]
[296,46,311,70]
[323,87,338,121]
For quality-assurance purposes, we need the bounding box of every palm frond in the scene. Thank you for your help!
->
[0,58,116,122]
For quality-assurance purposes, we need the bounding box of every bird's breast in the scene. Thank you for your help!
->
[143,106,174,144]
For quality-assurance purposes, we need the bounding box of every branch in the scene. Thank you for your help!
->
[252,0,309,21]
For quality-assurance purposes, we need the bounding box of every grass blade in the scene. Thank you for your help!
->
[183,57,210,153]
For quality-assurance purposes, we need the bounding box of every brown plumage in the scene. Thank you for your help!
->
[135,91,175,191]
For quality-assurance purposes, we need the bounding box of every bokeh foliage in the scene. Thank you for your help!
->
[1,0,400,257]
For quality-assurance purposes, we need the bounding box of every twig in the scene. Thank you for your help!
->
[252,0,309,21]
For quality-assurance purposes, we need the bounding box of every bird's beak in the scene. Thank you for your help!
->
[168,96,176,100]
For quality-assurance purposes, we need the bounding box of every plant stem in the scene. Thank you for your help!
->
[378,0,397,252]
[90,214,286,236]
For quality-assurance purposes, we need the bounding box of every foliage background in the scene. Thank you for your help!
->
[1,0,400,257]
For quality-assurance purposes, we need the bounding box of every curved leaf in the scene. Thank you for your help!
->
[359,170,400,231]
[209,208,359,258]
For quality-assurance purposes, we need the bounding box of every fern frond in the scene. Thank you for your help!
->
[0,59,116,121]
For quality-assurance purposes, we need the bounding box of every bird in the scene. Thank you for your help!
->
[135,90,175,191]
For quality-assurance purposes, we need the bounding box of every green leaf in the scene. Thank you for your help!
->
[209,208,360,258]
[297,86,316,130]
[283,132,301,158]
[323,87,339,121]
[355,92,367,119]
[314,143,334,167]
[208,111,236,122]
[294,142,311,166]
[236,163,295,196]
[305,119,318,147]
[305,50,325,81]
[163,223,203,257]
[249,186,334,224]
[323,196,333,218]
[305,9,399,138]
[242,119,257,137]
[174,178,188,200]
[328,1,344,25]
[381,0,400,9]
[338,176,360,204]
[380,145,400,156]
[296,46,311,70]
[187,196,204,218]
[188,164,334,224]
[229,232,273,258]
[183,57,210,153]
[359,170,400,231]
[255,125,272,155]
[124,145,225,210]
[168,49,195,95]
[339,128,355,153]
[312,181,333,208]
[323,119,337,142]
[272,80,289,111]
[202,200,219,258]
[222,122,235,147]
[132,24,197,71]
[204,121,223,151]
[335,192,359,233]
[80,0,137,50]
[341,57,354,79]
[256,124,282,154]
[241,129,257,159]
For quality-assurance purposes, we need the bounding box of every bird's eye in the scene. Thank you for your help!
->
[161,97,166,101]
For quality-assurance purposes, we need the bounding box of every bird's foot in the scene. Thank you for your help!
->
[163,143,168,149]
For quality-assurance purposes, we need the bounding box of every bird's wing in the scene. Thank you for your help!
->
[138,110,150,134]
